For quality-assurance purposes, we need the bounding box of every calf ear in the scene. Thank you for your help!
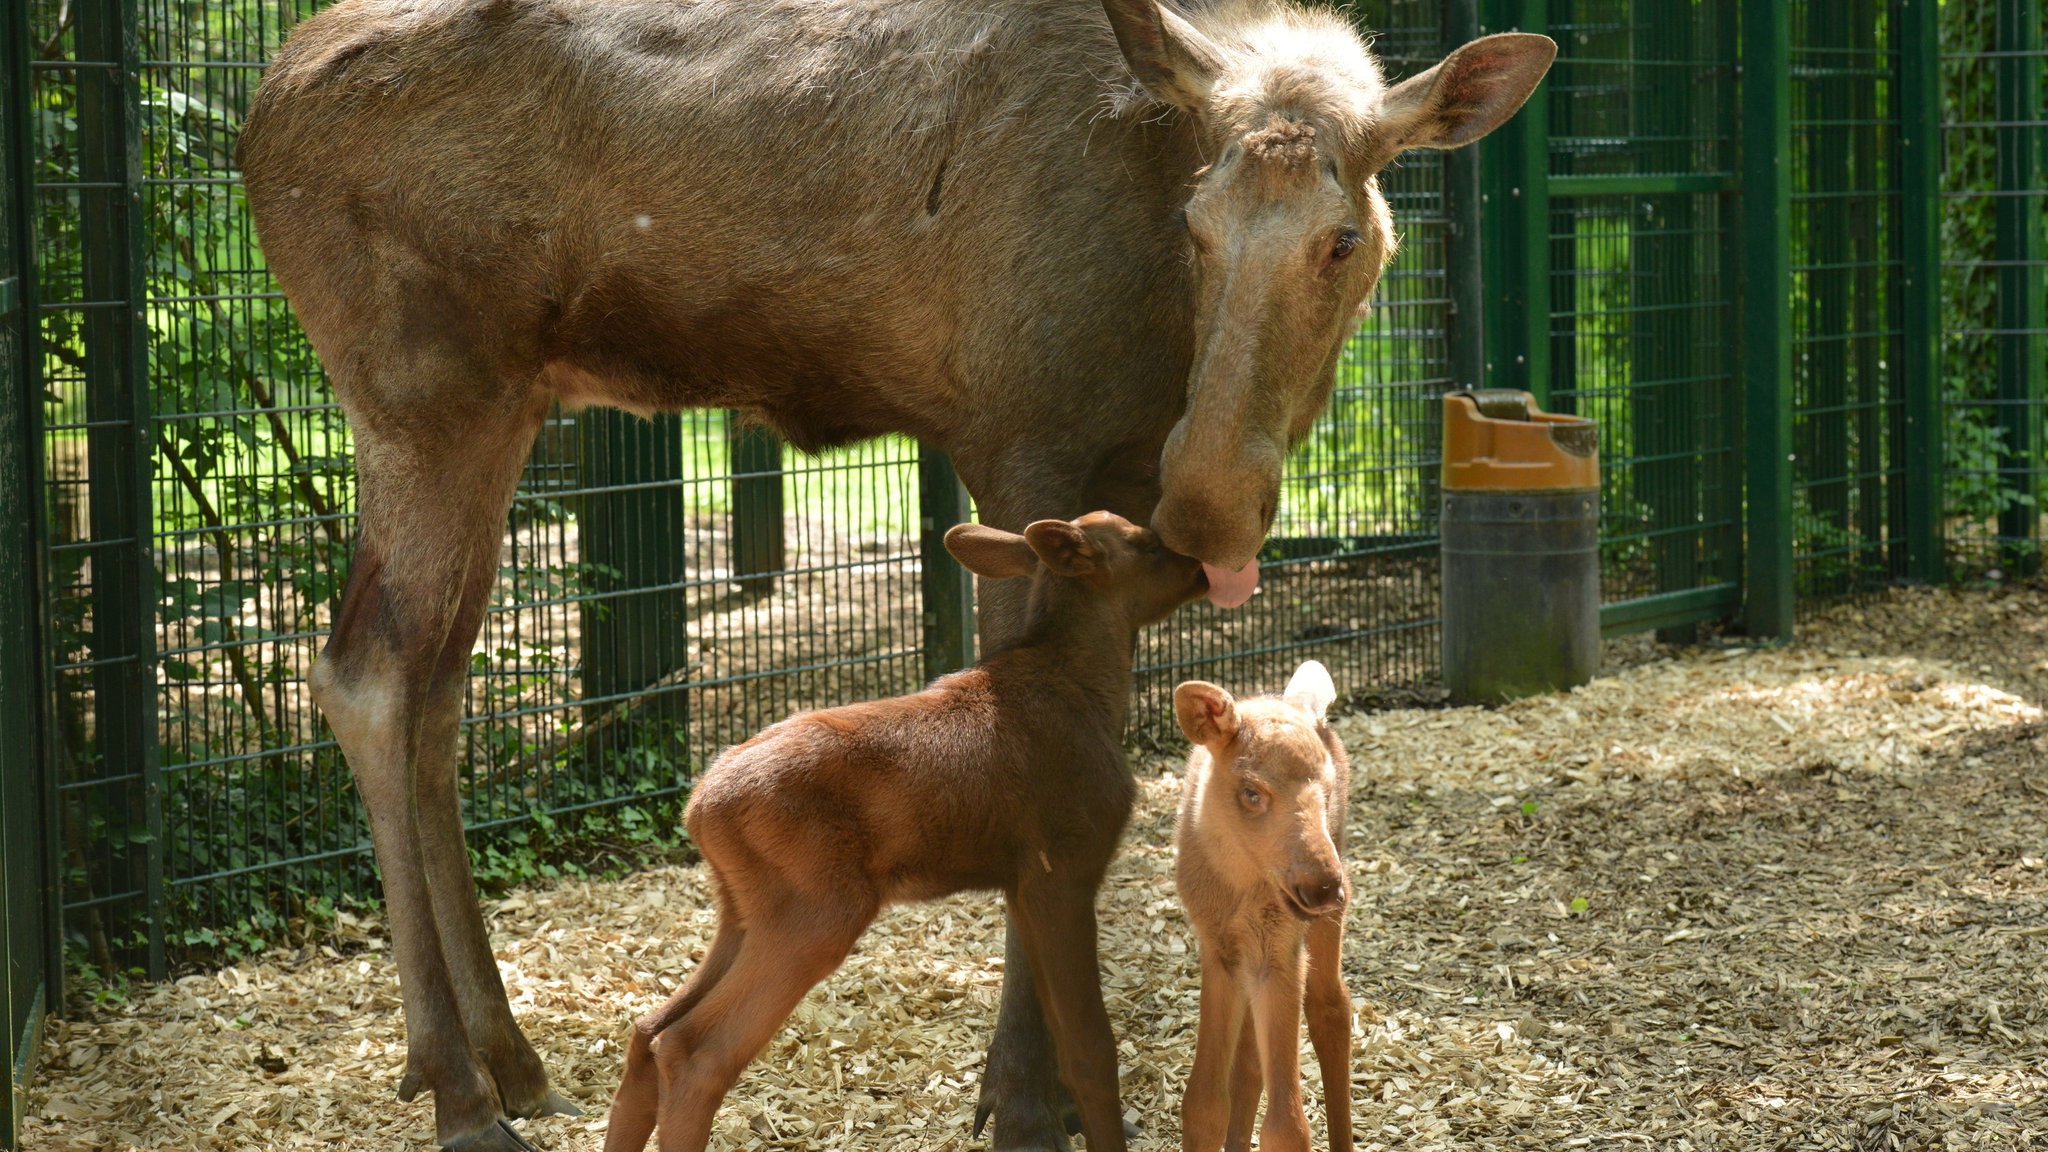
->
[1380,32,1556,151]
[1023,519,1102,578]
[945,523,1038,579]
[1174,681,1241,747]
[1284,659,1337,722]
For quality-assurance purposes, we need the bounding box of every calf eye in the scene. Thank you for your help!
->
[1239,784,1267,814]
[1331,227,1360,260]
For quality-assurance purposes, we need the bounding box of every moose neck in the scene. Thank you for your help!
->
[995,579,1144,730]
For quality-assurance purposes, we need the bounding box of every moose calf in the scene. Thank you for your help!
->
[1173,661,1357,1152]
[603,511,1208,1152]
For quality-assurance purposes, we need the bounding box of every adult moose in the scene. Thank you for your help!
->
[238,0,1552,1147]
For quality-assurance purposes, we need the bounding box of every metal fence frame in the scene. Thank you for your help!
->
[3,0,55,1142]
[0,1,2043,1121]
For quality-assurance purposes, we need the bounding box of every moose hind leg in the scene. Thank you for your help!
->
[312,386,550,1151]
[404,409,579,1121]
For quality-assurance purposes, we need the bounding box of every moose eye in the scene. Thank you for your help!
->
[1239,784,1268,814]
[1331,228,1360,261]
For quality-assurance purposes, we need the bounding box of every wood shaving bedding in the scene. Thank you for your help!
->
[23,583,2048,1151]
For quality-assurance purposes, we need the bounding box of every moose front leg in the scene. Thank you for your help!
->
[964,455,1161,1150]
[971,567,1084,1151]
[975,921,1077,1150]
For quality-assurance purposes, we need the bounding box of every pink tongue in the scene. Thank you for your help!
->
[1202,560,1260,609]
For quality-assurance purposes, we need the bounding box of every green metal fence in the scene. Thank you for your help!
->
[12,0,1491,980]
[1941,0,2047,578]
[1501,0,1746,641]
[1789,0,1906,601]
[1,0,2044,1086]
[1135,0,1464,727]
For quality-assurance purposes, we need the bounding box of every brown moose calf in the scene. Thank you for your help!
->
[1173,661,1358,1152]
[603,512,1208,1152]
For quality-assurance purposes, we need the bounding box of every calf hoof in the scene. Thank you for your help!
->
[443,1119,539,1152]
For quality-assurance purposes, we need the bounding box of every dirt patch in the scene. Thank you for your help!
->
[23,584,2048,1151]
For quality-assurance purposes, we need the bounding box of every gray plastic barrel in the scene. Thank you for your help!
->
[1439,391,1601,706]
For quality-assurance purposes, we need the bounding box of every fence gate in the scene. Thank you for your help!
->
[2,0,52,1140]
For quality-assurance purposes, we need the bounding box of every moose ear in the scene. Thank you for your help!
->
[1175,681,1241,747]
[1379,32,1556,151]
[1022,519,1102,578]
[945,523,1039,579]
[1101,0,1226,113]
[1283,660,1337,722]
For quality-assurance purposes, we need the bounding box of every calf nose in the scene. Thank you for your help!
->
[1290,875,1347,917]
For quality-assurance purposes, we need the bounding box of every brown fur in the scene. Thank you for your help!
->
[236,2,1550,1144]
[1173,662,1361,1152]
[600,513,1207,1152]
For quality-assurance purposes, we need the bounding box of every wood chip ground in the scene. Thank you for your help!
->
[23,582,2048,1151]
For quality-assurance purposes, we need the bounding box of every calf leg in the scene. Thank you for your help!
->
[1249,953,1312,1152]
[1009,881,1127,1152]
[604,911,746,1152]
[976,918,1074,1150]
[1304,915,1353,1152]
[968,471,1154,1150]
[652,912,870,1152]
[1224,1005,1262,1152]
[311,389,549,1152]
[1181,949,1248,1152]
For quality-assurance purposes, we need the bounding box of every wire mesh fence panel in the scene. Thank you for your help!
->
[1133,0,1457,735]
[22,0,933,962]
[1940,0,2046,578]
[31,0,172,973]
[1540,0,1743,634]
[136,0,356,956]
[1787,0,1907,602]
[24,0,2037,969]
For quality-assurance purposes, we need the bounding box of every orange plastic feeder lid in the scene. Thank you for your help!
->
[1441,390,1599,491]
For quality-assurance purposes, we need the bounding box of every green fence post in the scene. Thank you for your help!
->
[1632,0,1702,642]
[1741,0,1795,640]
[1480,0,1551,403]
[1898,0,1944,583]
[2,0,52,1130]
[578,412,689,731]
[918,445,974,680]
[727,416,785,595]
[76,0,164,977]
[1445,0,1484,393]
[1994,0,2042,573]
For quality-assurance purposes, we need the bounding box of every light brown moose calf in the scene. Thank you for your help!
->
[603,511,1208,1152]
[1173,661,1357,1152]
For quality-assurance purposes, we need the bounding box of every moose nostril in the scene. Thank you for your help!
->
[1294,878,1345,912]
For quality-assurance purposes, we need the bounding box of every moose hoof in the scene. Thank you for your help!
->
[511,1088,582,1120]
[442,1118,540,1152]
[972,1081,1072,1152]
